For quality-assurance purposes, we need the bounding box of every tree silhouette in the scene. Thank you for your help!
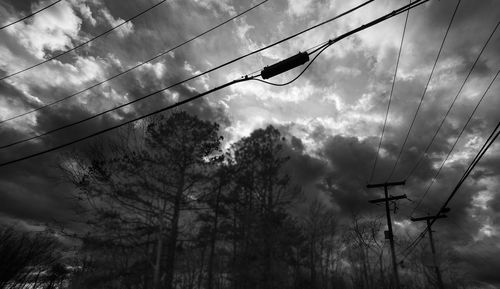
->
[60,111,222,289]
[0,227,61,289]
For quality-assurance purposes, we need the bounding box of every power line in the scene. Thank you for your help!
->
[398,201,427,216]
[399,226,428,263]
[0,0,270,125]
[0,0,379,150]
[0,0,430,167]
[402,92,500,262]
[255,0,414,88]
[431,119,500,227]
[307,0,427,57]
[456,122,500,188]
[368,0,411,183]
[0,0,169,81]
[406,20,500,181]
[0,0,62,30]
[0,77,254,168]
[409,69,499,216]
[253,46,328,87]
[400,217,494,269]
[388,11,498,266]
[386,0,462,182]
[400,127,498,260]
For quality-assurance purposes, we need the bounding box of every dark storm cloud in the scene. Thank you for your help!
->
[276,125,328,187]
[278,118,499,284]
[314,134,382,215]
[453,241,500,287]
[1,0,499,286]
[0,0,34,14]
[285,145,327,187]
[290,135,305,151]
[0,0,237,229]
[0,131,84,226]
[231,0,500,286]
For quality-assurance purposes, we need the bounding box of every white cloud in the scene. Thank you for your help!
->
[321,92,344,111]
[25,55,109,89]
[0,98,38,132]
[472,190,493,211]
[478,224,496,238]
[193,0,236,16]
[0,54,109,129]
[75,2,97,26]
[140,61,166,79]
[183,61,194,73]
[101,9,134,38]
[334,66,362,77]
[5,0,82,59]
[287,0,314,17]
[236,18,254,40]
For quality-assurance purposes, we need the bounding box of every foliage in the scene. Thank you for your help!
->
[0,227,64,289]
[50,111,477,289]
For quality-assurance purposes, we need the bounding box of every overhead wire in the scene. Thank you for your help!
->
[456,122,500,187]
[401,122,500,262]
[401,79,500,260]
[409,69,499,216]
[264,0,427,90]
[0,0,380,150]
[431,118,500,227]
[0,41,330,166]
[398,226,428,263]
[405,20,500,181]
[368,0,411,183]
[401,141,500,262]
[0,0,62,30]
[0,0,431,167]
[0,0,270,125]
[400,219,495,270]
[398,201,427,217]
[0,77,255,168]
[252,45,329,87]
[386,0,462,182]
[0,0,169,81]
[398,20,500,258]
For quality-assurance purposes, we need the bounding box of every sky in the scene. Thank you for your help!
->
[0,0,499,286]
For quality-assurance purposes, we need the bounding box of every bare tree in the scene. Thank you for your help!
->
[0,227,61,289]
[301,199,337,289]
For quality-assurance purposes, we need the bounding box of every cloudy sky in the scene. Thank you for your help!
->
[0,0,499,286]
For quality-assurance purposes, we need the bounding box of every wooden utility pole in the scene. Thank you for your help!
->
[367,180,406,289]
[411,214,447,289]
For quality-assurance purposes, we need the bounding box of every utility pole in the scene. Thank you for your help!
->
[367,180,406,289]
[411,214,447,289]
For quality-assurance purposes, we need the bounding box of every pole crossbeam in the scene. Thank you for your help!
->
[369,194,407,204]
[367,180,406,188]
[410,215,447,222]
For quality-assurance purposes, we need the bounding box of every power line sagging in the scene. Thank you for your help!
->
[0,0,429,167]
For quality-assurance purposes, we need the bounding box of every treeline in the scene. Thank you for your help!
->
[60,111,322,289]
[0,227,69,289]
[1,111,478,289]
